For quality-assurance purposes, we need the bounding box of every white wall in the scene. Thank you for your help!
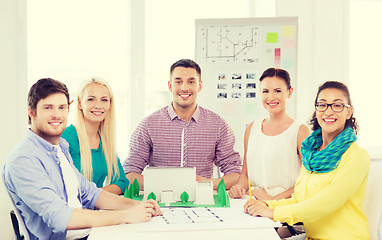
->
[128,0,146,135]
[27,0,132,158]
[0,0,27,238]
[276,0,349,123]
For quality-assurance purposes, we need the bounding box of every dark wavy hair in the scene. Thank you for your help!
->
[259,68,292,89]
[309,81,358,134]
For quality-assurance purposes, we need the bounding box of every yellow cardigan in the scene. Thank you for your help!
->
[266,142,370,240]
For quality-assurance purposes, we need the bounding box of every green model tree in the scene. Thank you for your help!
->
[147,192,157,201]
[132,178,140,196]
[124,186,133,199]
[217,178,229,207]
[180,191,189,202]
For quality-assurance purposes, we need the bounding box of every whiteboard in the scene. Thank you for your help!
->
[195,17,298,154]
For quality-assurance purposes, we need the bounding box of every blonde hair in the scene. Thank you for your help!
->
[75,78,119,185]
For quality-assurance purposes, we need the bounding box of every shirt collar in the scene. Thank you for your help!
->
[167,103,201,123]
[26,128,69,152]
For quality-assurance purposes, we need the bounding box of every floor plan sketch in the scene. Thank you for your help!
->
[159,208,223,224]
[133,202,279,232]
[200,26,260,63]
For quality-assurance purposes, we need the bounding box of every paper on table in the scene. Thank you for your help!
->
[134,199,280,232]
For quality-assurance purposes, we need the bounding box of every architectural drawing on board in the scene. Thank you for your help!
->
[200,26,260,63]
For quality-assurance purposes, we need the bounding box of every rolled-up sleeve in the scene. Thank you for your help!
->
[5,156,73,233]
[214,120,242,175]
[123,120,152,174]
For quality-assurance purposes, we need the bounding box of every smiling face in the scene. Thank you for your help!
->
[29,92,69,145]
[260,76,293,114]
[168,67,202,111]
[315,88,353,138]
[79,83,111,125]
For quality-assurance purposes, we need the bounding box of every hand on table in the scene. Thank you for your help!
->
[228,184,247,199]
[244,199,274,219]
[123,201,156,223]
[144,199,163,216]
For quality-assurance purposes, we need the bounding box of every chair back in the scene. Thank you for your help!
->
[1,175,30,240]
[364,158,382,240]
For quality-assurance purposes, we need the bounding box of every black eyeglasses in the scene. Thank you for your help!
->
[315,102,350,112]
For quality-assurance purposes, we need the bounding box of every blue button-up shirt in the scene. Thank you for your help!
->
[3,129,103,240]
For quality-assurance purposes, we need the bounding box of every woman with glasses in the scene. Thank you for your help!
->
[62,78,129,195]
[244,81,370,239]
[229,68,310,201]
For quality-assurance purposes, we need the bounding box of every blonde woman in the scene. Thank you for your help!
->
[62,78,129,195]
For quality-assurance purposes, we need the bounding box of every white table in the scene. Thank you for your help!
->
[88,199,281,240]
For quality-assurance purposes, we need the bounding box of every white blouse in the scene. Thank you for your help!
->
[246,120,302,196]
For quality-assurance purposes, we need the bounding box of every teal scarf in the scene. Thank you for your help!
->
[301,127,357,173]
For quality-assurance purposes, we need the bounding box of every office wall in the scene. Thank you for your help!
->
[0,0,27,238]
[276,0,349,123]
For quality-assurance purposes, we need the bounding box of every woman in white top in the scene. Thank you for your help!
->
[229,68,310,201]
